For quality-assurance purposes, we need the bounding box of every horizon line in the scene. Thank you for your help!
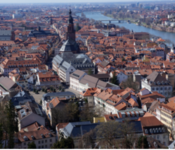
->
[0,0,172,4]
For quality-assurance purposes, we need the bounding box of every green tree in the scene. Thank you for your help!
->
[122,57,126,61]
[5,100,17,148]
[28,141,36,148]
[136,136,149,148]
[52,136,74,148]
[84,98,88,104]
[111,71,119,85]
[88,69,93,75]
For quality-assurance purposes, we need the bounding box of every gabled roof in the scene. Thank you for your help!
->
[20,122,39,132]
[140,91,165,100]
[80,75,98,87]
[49,97,61,108]
[115,102,127,110]
[80,88,101,97]
[128,98,139,107]
[70,69,86,80]
[16,125,55,142]
[140,115,164,127]
[0,76,16,91]
[62,121,99,137]
[146,71,166,82]
[18,102,43,120]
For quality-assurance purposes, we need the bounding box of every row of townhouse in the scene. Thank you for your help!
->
[70,69,120,93]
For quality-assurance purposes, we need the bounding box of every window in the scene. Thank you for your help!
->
[50,139,52,142]
[42,146,44,148]
[42,140,44,143]
[152,88,155,91]
[157,135,159,140]
[24,142,26,145]
[45,140,47,143]
[164,87,167,90]
[38,141,40,144]
[45,145,47,148]
[38,146,40,148]
[156,87,159,90]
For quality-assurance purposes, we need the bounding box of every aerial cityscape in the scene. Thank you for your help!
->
[1,0,175,149]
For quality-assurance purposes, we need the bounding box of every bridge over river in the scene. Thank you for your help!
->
[97,20,125,23]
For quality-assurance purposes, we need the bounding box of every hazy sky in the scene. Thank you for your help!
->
[0,0,157,3]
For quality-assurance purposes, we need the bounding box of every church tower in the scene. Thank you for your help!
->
[66,9,75,41]
[59,9,80,54]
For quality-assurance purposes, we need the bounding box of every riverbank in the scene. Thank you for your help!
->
[105,14,136,24]
[77,11,175,44]
[104,13,175,33]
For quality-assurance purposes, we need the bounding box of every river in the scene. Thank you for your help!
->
[77,11,175,45]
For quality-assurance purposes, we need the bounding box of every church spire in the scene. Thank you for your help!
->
[68,9,73,24]
[66,9,75,41]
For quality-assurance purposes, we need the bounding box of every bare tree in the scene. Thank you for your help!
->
[120,76,140,92]
[79,104,104,122]
[52,103,79,126]
[117,120,138,148]
[94,120,138,149]
[95,121,120,148]
[77,130,95,148]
